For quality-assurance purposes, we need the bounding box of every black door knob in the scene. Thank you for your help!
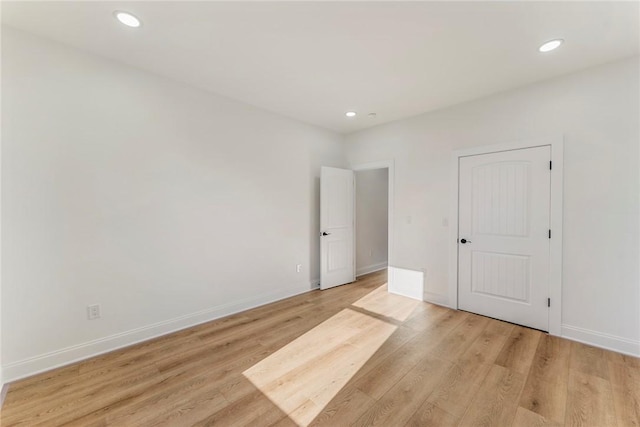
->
[322,232,331,236]
[460,238,471,244]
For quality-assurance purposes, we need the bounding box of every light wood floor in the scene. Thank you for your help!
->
[2,270,639,426]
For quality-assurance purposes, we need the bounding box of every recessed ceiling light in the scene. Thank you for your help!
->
[345,111,357,117]
[114,11,141,28]
[539,39,563,53]
[368,113,377,119]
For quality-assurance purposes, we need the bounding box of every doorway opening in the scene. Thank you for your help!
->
[355,168,389,278]
[319,160,394,291]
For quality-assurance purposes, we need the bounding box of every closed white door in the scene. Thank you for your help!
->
[320,167,355,290]
[458,146,551,331]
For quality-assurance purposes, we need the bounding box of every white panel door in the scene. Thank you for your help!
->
[458,146,551,331]
[320,166,355,290]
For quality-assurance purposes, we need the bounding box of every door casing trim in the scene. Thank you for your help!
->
[448,136,564,336]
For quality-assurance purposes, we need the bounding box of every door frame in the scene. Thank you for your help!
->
[351,160,395,279]
[448,136,564,336]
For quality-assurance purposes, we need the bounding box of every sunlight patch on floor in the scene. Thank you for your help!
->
[352,284,421,322]
[243,285,421,426]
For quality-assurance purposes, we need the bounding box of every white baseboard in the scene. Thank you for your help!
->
[3,283,314,383]
[561,324,640,357]
[423,291,450,308]
[0,383,8,409]
[356,262,388,277]
[0,366,8,409]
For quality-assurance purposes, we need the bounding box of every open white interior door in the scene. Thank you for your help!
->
[320,166,355,290]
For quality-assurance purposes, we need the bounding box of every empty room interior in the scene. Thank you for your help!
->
[1,1,639,426]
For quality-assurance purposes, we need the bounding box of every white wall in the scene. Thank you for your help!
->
[355,169,388,276]
[1,27,345,380]
[346,57,640,356]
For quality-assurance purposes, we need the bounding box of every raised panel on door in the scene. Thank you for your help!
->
[458,146,550,331]
[472,161,530,237]
[471,251,530,302]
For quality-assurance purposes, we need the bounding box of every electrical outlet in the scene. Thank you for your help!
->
[369,249,373,257]
[296,264,302,273]
[87,304,101,320]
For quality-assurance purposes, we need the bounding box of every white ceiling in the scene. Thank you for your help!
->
[2,1,639,134]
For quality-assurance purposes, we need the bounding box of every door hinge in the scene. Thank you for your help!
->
[549,160,552,170]
[548,229,551,239]
[548,298,551,308]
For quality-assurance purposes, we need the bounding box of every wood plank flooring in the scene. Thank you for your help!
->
[2,270,638,426]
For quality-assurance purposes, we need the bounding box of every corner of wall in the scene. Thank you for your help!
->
[356,263,388,277]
